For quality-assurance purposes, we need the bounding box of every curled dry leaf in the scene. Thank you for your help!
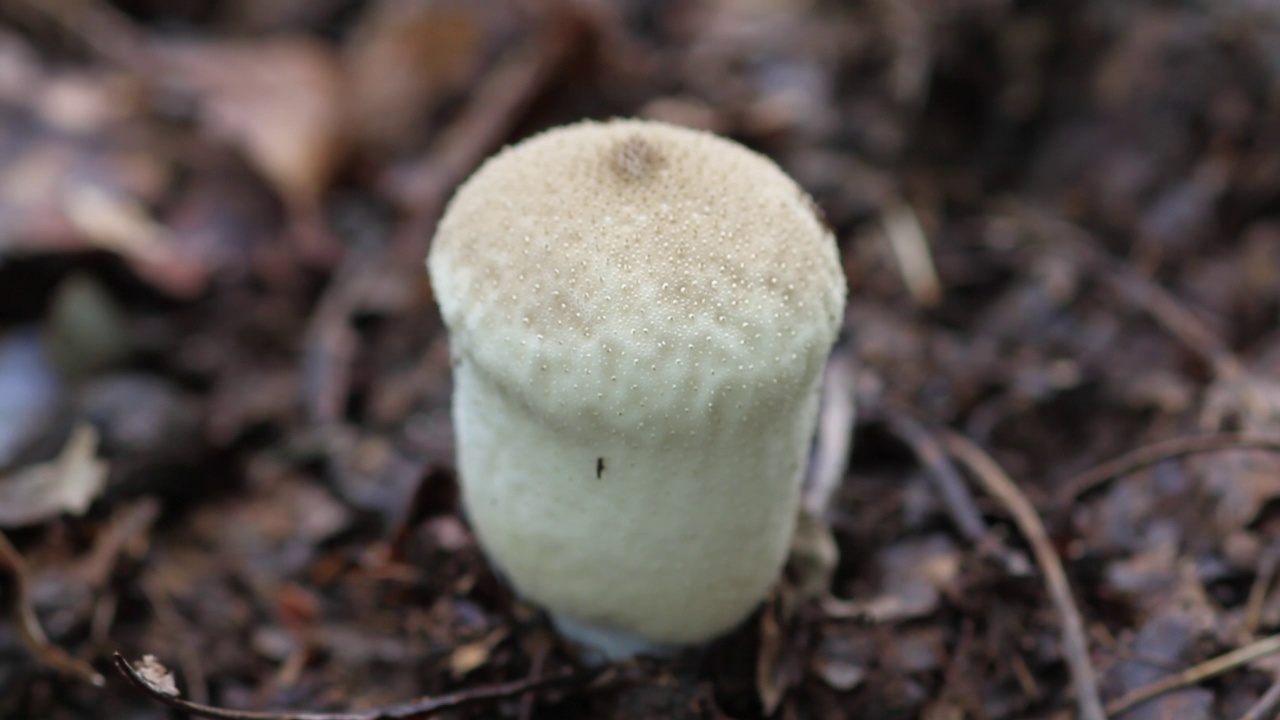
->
[0,424,108,528]
[136,654,180,697]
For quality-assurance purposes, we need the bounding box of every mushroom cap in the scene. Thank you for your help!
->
[428,118,845,439]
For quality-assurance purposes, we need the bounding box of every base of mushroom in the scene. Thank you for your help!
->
[550,613,682,662]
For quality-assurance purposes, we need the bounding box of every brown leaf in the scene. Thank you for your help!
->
[343,0,488,156]
[0,117,206,296]
[157,37,347,210]
[61,182,209,297]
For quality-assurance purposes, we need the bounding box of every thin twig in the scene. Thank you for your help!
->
[141,574,209,704]
[77,498,159,590]
[517,633,552,720]
[941,431,1106,720]
[1019,211,1245,380]
[1237,674,1280,720]
[1057,433,1280,504]
[1247,537,1280,637]
[1018,210,1280,434]
[885,410,1030,576]
[889,412,991,543]
[113,653,591,720]
[1105,634,1280,717]
[0,531,105,686]
[1100,261,1245,381]
[881,200,942,307]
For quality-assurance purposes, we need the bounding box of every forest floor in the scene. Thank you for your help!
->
[2,0,1280,718]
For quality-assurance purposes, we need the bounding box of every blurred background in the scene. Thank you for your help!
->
[1,0,1280,718]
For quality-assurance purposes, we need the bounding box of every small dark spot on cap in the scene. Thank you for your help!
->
[610,135,663,181]
[596,457,606,479]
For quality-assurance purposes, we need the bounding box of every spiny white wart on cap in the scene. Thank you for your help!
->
[427,118,846,658]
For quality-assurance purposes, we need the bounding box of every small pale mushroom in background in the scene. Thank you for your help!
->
[427,118,846,658]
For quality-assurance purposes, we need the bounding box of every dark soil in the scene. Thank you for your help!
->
[2,1,1280,718]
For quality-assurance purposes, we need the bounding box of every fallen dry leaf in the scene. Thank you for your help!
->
[61,183,209,297]
[448,628,507,678]
[0,424,108,527]
[156,36,347,224]
[343,0,487,156]
[135,655,179,697]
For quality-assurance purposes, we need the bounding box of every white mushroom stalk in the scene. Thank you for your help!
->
[427,119,846,658]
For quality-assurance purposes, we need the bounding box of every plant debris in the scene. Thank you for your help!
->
[3,0,1280,718]
[0,424,108,528]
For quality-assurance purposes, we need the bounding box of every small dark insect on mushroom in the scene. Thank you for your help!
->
[596,457,605,479]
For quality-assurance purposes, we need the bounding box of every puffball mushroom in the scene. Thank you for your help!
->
[427,118,846,658]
